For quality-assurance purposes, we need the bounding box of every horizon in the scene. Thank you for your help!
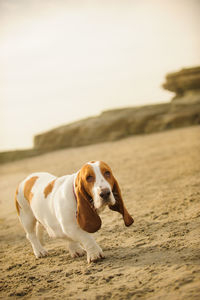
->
[1,0,200,151]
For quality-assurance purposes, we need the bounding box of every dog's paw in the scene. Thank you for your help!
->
[70,247,85,258]
[68,242,85,258]
[34,248,48,259]
[87,248,105,263]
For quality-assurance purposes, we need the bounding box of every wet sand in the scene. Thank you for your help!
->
[0,126,200,299]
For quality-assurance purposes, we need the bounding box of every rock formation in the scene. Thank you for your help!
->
[34,66,200,152]
[1,66,200,163]
[162,66,200,104]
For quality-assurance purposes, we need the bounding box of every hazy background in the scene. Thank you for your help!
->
[0,0,199,151]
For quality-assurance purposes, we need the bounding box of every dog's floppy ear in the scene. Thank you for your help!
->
[109,177,134,226]
[75,172,101,233]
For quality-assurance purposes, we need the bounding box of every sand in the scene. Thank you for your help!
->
[0,126,200,300]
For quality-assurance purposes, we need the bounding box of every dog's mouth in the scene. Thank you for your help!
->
[88,190,115,213]
[89,196,110,214]
[89,197,96,210]
[113,191,119,199]
[89,197,94,205]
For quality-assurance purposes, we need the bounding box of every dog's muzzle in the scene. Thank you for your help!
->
[99,188,111,202]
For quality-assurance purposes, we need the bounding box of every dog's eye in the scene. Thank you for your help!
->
[86,175,94,182]
[104,171,111,177]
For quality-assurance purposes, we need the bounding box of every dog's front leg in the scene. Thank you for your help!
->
[81,233,105,263]
[62,225,104,263]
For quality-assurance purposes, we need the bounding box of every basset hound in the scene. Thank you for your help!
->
[15,161,134,263]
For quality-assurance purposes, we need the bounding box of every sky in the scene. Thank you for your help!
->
[0,0,200,151]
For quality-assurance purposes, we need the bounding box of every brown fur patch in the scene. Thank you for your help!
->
[100,161,134,226]
[76,164,96,196]
[15,186,21,215]
[44,179,56,198]
[99,161,115,188]
[75,163,101,233]
[24,176,38,203]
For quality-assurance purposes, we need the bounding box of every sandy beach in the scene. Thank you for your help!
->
[0,126,200,300]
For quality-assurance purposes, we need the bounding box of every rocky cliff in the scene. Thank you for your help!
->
[163,66,200,94]
[162,66,200,104]
[1,66,200,163]
[34,102,200,151]
[34,66,200,152]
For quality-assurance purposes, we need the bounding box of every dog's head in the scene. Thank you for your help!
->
[75,161,134,233]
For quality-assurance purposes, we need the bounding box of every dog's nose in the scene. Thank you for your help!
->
[99,188,111,200]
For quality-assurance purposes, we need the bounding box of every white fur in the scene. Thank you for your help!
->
[16,162,115,263]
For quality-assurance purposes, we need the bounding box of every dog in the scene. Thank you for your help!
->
[15,160,134,263]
